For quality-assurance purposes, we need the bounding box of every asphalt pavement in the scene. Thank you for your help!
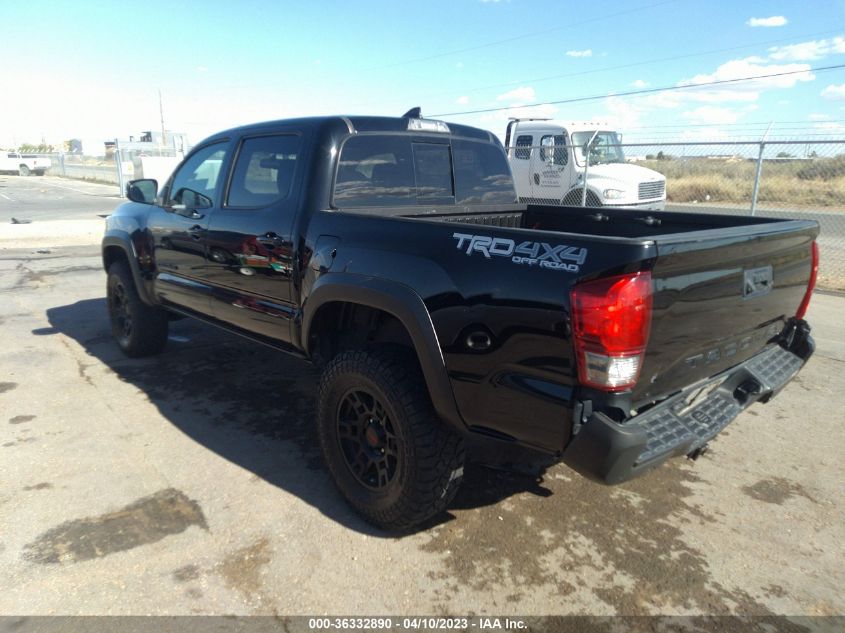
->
[0,174,121,223]
[0,176,843,625]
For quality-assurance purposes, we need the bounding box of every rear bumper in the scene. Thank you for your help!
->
[562,320,814,484]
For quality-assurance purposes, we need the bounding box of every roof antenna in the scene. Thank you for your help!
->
[403,107,422,119]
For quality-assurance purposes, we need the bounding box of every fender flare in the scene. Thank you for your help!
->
[102,233,156,306]
[301,273,466,433]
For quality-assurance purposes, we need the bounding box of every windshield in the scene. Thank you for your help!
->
[571,131,625,166]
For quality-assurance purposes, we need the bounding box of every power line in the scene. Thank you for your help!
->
[372,27,845,106]
[328,0,681,79]
[432,64,845,117]
[623,119,845,129]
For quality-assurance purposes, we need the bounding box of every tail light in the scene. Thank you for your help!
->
[795,241,819,320]
[570,271,653,392]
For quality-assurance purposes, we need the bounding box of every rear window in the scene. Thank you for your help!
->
[413,143,454,202]
[453,140,517,205]
[334,135,515,208]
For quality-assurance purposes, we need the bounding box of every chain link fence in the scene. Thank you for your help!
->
[46,144,182,191]
[623,140,845,290]
[509,137,845,290]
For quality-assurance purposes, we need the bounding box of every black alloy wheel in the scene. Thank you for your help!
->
[336,388,401,490]
[108,278,133,344]
[106,260,169,357]
[317,347,466,531]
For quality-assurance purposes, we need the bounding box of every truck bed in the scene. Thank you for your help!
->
[399,203,818,419]
[408,203,795,239]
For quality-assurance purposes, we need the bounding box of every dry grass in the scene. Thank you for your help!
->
[638,158,845,208]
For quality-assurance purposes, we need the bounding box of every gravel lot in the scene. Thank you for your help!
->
[0,177,843,628]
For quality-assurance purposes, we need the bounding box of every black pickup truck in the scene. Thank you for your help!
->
[102,112,818,530]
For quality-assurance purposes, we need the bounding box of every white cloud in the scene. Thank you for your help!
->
[566,49,593,58]
[747,16,787,28]
[456,62,464,69]
[584,57,814,137]
[496,86,536,102]
[479,103,558,129]
[196,66,208,72]
[809,113,832,121]
[677,127,732,142]
[678,58,814,102]
[822,83,845,100]
[603,96,644,129]
[681,106,742,125]
[768,37,845,61]
[631,79,648,88]
[681,89,760,104]
[456,96,469,105]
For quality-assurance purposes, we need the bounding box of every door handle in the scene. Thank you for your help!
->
[188,225,204,241]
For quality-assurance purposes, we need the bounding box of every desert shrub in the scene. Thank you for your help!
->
[796,156,845,181]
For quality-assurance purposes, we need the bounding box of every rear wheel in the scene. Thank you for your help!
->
[317,347,465,531]
[107,260,169,357]
[19,165,31,176]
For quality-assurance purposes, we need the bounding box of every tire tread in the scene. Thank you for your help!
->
[317,347,465,531]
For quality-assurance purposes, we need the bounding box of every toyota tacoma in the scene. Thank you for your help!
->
[102,111,819,530]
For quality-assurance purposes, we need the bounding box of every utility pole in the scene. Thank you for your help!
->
[159,89,167,151]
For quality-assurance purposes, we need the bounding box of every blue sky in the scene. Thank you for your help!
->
[2,0,845,149]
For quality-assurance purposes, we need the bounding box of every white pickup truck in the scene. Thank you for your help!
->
[505,119,665,210]
[0,152,51,176]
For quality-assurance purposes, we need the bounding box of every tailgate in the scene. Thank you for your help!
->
[633,220,818,404]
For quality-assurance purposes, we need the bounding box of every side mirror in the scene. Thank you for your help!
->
[169,188,212,217]
[126,179,158,204]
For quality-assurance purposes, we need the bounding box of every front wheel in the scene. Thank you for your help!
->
[317,347,465,531]
[107,260,169,357]
[19,165,31,176]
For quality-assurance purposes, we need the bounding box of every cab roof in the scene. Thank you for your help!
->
[513,120,616,133]
[201,115,497,145]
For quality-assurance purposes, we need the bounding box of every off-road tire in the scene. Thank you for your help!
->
[317,347,465,531]
[107,260,169,357]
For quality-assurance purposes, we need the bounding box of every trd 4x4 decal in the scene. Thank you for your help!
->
[452,232,587,272]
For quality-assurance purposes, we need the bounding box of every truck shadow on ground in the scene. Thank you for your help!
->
[40,298,556,537]
[36,298,818,620]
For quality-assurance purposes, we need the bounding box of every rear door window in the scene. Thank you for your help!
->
[334,136,414,207]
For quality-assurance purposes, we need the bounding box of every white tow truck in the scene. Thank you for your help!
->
[0,152,51,176]
[504,119,665,210]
